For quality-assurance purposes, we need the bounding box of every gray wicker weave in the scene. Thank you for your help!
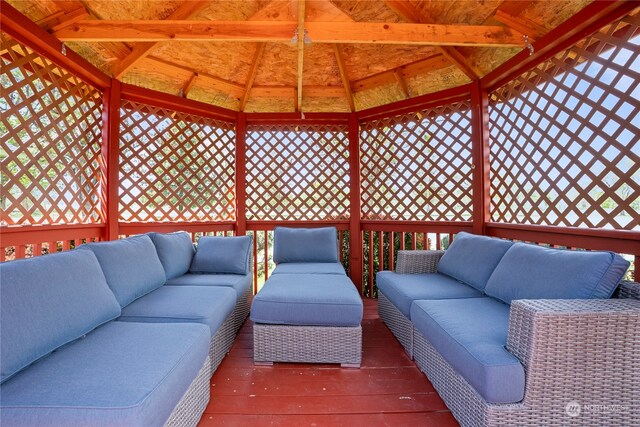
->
[378,250,444,359]
[209,313,236,376]
[395,250,445,274]
[165,355,211,427]
[232,286,252,333]
[378,292,414,358]
[253,324,362,367]
[413,292,640,427]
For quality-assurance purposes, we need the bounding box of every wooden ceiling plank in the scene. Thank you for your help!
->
[296,0,305,112]
[241,43,266,111]
[55,21,524,47]
[250,85,344,98]
[333,44,355,111]
[384,0,480,80]
[493,10,547,40]
[111,0,209,79]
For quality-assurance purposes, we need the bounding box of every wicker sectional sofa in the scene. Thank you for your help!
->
[251,227,363,367]
[377,232,640,426]
[0,232,252,426]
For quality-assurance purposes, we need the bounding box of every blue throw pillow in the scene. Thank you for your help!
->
[148,231,195,280]
[437,232,513,291]
[273,227,339,264]
[190,235,252,275]
[484,243,630,304]
[79,235,166,307]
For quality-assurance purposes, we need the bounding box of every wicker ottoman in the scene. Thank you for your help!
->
[250,273,363,367]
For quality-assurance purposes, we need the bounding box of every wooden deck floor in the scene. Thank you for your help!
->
[198,299,458,426]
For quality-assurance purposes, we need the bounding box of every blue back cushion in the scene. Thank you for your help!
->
[437,232,513,291]
[273,227,338,264]
[80,235,166,307]
[485,243,630,304]
[190,235,251,275]
[148,232,195,280]
[0,250,121,383]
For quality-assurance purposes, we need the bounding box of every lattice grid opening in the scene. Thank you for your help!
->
[1,38,103,226]
[489,15,640,230]
[360,101,474,221]
[119,101,235,222]
[245,124,350,221]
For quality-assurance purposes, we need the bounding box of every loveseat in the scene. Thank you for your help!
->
[0,232,252,426]
[377,232,640,426]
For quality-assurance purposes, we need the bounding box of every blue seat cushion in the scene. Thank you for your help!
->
[165,273,251,299]
[0,321,209,426]
[250,274,362,327]
[376,271,483,318]
[79,235,166,307]
[273,227,339,263]
[0,250,121,384]
[437,232,513,291]
[148,231,195,280]
[273,262,346,275]
[411,298,525,404]
[485,243,630,304]
[190,235,251,275]
[119,285,236,337]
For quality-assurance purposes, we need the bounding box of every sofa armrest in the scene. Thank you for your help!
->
[614,281,640,300]
[395,250,445,274]
[507,299,640,408]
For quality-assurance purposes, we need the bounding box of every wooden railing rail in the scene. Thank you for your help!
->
[0,224,105,261]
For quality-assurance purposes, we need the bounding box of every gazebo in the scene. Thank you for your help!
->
[1,0,639,425]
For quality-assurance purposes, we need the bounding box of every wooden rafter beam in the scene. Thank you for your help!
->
[111,0,209,79]
[241,43,266,111]
[351,54,449,93]
[384,0,481,80]
[54,20,524,47]
[181,72,198,98]
[394,70,410,99]
[37,7,90,32]
[296,0,305,112]
[333,44,355,111]
[493,10,547,40]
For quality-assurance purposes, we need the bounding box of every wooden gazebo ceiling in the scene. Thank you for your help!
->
[7,0,592,113]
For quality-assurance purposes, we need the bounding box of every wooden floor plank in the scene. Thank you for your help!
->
[199,298,458,426]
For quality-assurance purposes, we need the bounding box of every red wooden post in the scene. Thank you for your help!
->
[235,112,247,236]
[471,80,490,236]
[101,79,121,241]
[348,113,363,294]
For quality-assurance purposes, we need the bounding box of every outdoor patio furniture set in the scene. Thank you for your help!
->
[0,231,252,426]
[377,231,640,426]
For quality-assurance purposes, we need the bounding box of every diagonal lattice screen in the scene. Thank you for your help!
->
[245,124,350,221]
[119,100,235,222]
[1,38,103,226]
[489,16,640,230]
[360,101,474,221]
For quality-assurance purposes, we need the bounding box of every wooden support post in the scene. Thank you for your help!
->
[101,79,121,241]
[348,113,363,294]
[235,112,247,236]
[471,80,490,236]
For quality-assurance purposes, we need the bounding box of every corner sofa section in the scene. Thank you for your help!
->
[377,232,640,426]
[0,232,253,426]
